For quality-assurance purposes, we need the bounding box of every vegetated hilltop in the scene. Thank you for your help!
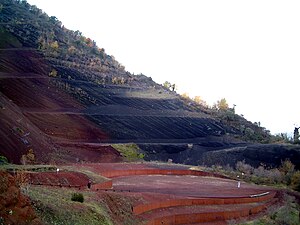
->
[0,0,299,168]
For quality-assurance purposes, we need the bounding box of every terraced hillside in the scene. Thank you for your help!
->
[1,0,300,168]
[12,163,284,225]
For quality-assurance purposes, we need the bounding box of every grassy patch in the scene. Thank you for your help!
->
[0,164,57,172]
[112,143,144,161]
[0,164,109,183]
[28,186,113,225]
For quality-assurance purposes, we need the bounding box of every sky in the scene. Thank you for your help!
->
[27,0,300,135]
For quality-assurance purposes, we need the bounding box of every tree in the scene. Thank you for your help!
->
[279,159,295,184]
[290,171,300,191]
[49,16,58,24]
[194,96,207,106]
[163,81,171,89]
[194,96,201,104]
[181,93,190,99]
[50,41,59,50]
[49,69,58,77]
[68,46,76,54]
[171,84,176,91]
[217,98,229,111]
[20,149,35,165]
[293,127,300,144]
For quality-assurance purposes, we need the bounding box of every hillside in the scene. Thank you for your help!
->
[1,0,300,169]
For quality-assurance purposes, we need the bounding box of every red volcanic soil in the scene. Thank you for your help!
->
[75,162,192,174]
[23,163,278,224]
[0,60,117,163]
[113,175,270,198]
[0,91,53,163]
[0,171,42,225]
[0,76,82,110]
[25,113,108,141]
[73,163,277,225]
[56,143,122,163]
[140,202,263,219]
[73,163,272,199]
[28,171,90,187]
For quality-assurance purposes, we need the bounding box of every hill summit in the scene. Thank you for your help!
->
[0,0,300,168]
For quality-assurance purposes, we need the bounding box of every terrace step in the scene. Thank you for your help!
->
[141,197,278,225]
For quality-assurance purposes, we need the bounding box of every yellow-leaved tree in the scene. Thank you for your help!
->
[217,98,229,111]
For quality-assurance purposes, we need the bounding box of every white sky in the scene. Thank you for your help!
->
[27,0,300,135]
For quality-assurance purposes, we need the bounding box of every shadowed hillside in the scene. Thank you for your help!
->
[0,0,299,168]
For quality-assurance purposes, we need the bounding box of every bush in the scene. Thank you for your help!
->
[111,143,144,161]
[0,155,8,164]
[236,160,253,175]
[290,171,300,192]
[279,159,295,185]
[71,193,84,203]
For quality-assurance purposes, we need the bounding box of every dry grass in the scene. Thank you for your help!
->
[28,186,113,225]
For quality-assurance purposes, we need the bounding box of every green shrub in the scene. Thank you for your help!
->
[0,155,8,164]
[112,143,144,161]
[71,193,84,203]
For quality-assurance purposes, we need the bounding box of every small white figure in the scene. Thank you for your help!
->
[56,168,59,174]
[237,181,241,188]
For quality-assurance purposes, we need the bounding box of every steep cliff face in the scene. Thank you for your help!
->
[0,171,42,225]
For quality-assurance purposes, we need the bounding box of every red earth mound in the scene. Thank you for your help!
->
[28,171,90,187]
[0,171,42,225]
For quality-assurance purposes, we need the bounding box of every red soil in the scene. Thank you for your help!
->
[113,175,270,198]
[0,171,42,225]
[25,113,108,141]
[76,163,277,225]
[23,163,278,224]
[74,162,194,174]
[56,143,122,163]
[0,77,82,110]
[0,50,116,164]
[0,92,54,163]
[28,171,90,187]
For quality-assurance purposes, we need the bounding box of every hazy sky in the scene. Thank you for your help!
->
[27,0,300,135]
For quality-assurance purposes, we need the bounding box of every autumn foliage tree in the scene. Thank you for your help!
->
[181,92,190,99]
[20,149,35,165]
[217,98,229,111]
[163,81,171,89]
[193,96,207,107]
